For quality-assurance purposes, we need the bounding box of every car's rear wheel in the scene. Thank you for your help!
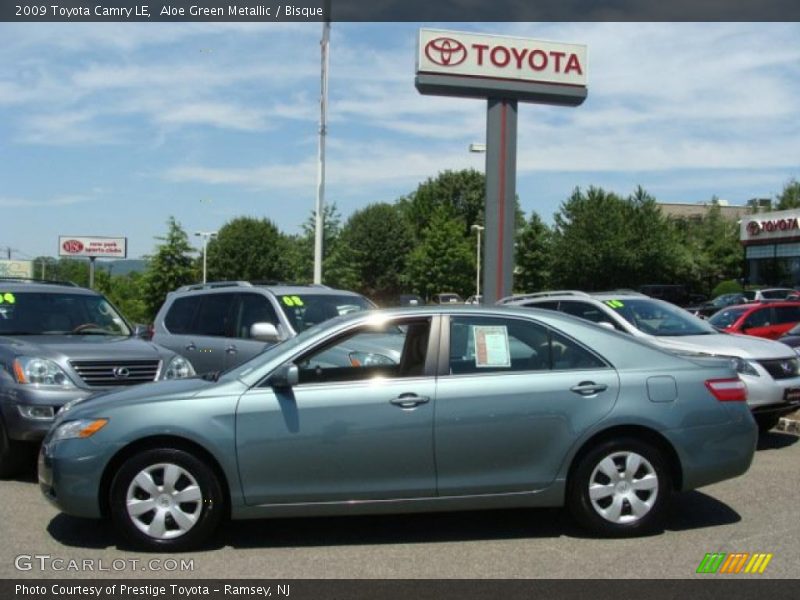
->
[110,448,224,551]
[568,438,671,537]
[0,417,30,479]
[754,414,780,435]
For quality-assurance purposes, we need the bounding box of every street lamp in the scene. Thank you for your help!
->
[471,224,484,301]
[469,143,486,153]
[194,231,217,284]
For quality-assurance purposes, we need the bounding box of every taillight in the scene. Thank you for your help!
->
[705,378,748,402]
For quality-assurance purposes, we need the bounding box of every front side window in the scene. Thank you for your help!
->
[278,294,374,333]
[743,308,771,329]
[448,316,606,375]
[295,317,430,385]
[0,292,130,336]
[235,293,280,339]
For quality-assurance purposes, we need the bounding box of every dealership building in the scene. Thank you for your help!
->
[741,208,800,286]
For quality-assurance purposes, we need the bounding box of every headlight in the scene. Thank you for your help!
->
[163,356,195,379]
[12,357,76,388]
[17,405,56,420]
[793,347,800,357]
[348,351,395,367]
[51,418,108,442]
[730,357,760,377]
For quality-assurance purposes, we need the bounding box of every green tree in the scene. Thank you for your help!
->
[206,217,290,283]
[405,207,475,300]
[98,272,149,324]
[514,211,552,293]
[399,169,486,239]
[776,178,800,210]
[284,203,342,283]
[325,203,414,303]
[140,217,197,319]
[550,186,686,290]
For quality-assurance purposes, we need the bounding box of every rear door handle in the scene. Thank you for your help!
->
[185,343,197,351]
[225,345,238,355]
[570,381,608,396]
[390,394,430,409]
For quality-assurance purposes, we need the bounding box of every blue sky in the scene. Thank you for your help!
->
[1,22,799,260]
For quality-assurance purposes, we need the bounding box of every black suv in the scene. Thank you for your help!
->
[152,281,375,374]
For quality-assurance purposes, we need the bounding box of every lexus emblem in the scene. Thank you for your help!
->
[425,37,467,67]
[113,367,131,379]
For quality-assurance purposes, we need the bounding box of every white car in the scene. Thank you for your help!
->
[500,290,800,433]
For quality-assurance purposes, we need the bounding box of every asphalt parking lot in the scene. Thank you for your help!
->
[1,430,798,580]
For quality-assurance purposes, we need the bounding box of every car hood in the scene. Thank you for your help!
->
[0,334,171,360]
[651,332,795,360]
[58,376,239,420]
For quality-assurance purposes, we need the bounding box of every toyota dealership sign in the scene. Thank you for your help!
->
[416,29,587,105]
[58,236,127,259]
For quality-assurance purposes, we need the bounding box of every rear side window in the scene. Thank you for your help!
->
[164,293,236,337]
[775,305,800,325]
[448,316,607,376]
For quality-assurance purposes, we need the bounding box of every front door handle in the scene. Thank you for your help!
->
[570,381,608,396]
[225,345,238,355]
[390,394,430,409]
[185,343,197,351]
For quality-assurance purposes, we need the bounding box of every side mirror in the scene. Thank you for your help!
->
[251,322,280,343]
[269,363,299,389]
[132,324,153,340]
[597,321,616,331]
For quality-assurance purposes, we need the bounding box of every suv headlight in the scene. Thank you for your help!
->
[51,418,108,442]
[163,356,195,380]
[729,357,760,377]
[12,357,76,388]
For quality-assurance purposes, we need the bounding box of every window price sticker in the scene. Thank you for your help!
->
[473,325,511,368]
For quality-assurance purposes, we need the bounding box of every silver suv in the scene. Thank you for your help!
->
[152,281,375,374]
[500,290,800,433]
[0,279,194,477]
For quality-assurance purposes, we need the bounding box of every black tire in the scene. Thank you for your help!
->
[755,414,780,435]
[0,417,30,479]
[568,437,671,537]
[110,448,224,551]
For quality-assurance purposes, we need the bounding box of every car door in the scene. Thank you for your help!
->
[434,314,619,495]
[740,306,774,338]
[772,305,800,338]
[236,315,439,505]
[223,293,284,370]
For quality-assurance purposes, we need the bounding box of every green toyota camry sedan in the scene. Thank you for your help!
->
[39,306,757,551]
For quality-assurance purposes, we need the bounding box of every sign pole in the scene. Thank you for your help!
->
[483,98,518,304]
[88,257,96,289]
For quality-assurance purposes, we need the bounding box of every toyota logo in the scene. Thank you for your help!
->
[425,37,467,67]
[113,367,131,379]
[746,221,761,237]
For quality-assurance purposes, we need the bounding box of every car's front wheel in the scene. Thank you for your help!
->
[110,448,224,551]
[568,438,671,537]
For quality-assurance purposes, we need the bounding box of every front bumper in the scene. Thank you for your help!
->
[1,386,95,442]
[39,438,108,519]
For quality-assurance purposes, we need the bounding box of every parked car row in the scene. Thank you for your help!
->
[0,277,785,553]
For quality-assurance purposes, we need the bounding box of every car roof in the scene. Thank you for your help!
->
[724,301,800,311]
[0,279,97,295]
[172,281,365,297]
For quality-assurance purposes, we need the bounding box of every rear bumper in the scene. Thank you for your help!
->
[668,410,757,491]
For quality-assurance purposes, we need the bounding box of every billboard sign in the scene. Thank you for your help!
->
[58,236,128,259]
[416,29,587,105]
[740,209,800,244]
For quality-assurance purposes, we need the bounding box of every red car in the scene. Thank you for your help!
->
[708,301,800,339]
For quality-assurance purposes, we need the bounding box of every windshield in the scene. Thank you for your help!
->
[709,307,748,329]
[0,292,131,336]
[278,294,374,333]
[604,298,716,336]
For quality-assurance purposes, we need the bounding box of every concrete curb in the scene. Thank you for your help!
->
[776,417,800,434]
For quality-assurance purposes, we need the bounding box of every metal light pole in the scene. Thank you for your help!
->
[313,2,331,285]
[194,231,217,284]
[471,224,484,302]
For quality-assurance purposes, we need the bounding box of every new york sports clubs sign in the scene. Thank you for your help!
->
[416,29,587,102]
